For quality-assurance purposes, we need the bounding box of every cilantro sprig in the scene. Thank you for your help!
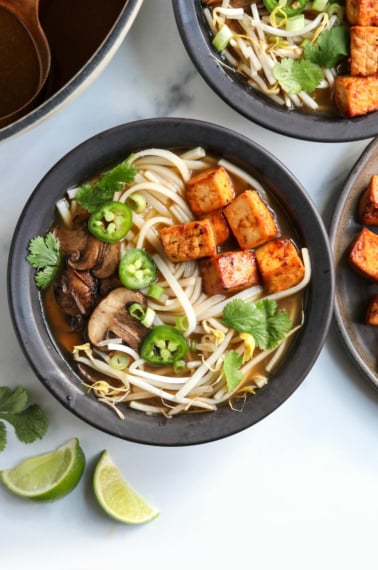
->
[303,26,349,69]
[223,351,243,392]
[222,299,292,351]
[76,155,137,213]
[273,26,349,95]
[273,58,323,95]
[26,232,63,289]
[0,387,48,452]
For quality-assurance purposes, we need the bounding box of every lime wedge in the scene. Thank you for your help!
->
[0,437,85,501]
[93,450,159,524]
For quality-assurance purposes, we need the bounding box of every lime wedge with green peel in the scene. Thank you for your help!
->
[93,450,159,524]
[0,437,85,501]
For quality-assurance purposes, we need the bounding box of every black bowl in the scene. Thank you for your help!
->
[7,118,334,445]
[173,0,378,142]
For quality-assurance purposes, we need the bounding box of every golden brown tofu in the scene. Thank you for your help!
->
[359,175,378,225]
[346,0,378,25]
[366,294,378,325]
[255,238,305,293]
[350,26,378,76]
[186,166,234,216]
[159,219,217,263]
[349,227,378,280]
[198,208,231,245]
[199,250,260,295]
[334,76,378,117]
[224,190,280,250]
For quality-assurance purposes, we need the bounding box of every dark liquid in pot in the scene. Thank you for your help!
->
[39,0,127,95]
[0,7,41,117]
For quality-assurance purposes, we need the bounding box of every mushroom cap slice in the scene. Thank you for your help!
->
[87,287,149,349]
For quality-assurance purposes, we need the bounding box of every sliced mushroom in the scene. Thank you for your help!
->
[67,233,105,271]
[54,267,97,318]
[87,287,149,349]
[92,241,121,279]
[51,214,89,255]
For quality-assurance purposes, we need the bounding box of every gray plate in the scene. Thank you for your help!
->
[330,138,378,388]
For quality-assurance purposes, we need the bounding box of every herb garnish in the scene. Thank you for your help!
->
[223,351,243,392]
[76,155,137,213]
[303,26,349,69]
[222,299,292,350]
[0,386,48,452]
[273,58,323,95]
[273,26,349,95]
[26,232,63,289]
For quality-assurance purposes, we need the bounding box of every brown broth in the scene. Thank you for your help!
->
[0,7,41,116]
[39,0,127,95]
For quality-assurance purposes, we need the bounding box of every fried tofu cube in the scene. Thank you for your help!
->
[198,208,231,245]
[350,26,378,76]
[199,250,260,295]
[186,166,234,216]
[224,190,280,250]
[346,0,378,25]
[349,227,378,280]
[366,294,378,325]
[255,238,305,293]
[159,219,217,263]
[359,175,378,225]
[334,76,378,117]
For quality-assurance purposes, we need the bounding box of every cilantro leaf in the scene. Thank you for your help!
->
[303,26,349,69]
[0,387,48,451]
[222,299,292,350]
[0,386,28,414]
[223,350,243,392]
[273,58,323,94]
[76,155,137,213]
[0,422,6,452]
[26,233,63,289]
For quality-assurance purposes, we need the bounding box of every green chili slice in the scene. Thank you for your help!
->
[140,325,188,365]
[263,0,307,17]
[88,201,132,243]
[118,248,157,290]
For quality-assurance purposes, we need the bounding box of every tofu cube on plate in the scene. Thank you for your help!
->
[359,174,378,225]
[349,227,378,281]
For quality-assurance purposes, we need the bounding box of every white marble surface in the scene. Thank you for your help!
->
[0,1,377,568]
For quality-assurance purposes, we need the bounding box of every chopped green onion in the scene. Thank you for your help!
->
[286,14,305,32]
[212,25,233,52]
[175,316,188,332]
[147,283,164,300]
[311,0,328,11]
[327,3,343,22]
[173,360,187,374]
[128,302,145,320]
[126,192,147,213]
[109,352,129,370]
[140,307,156,328]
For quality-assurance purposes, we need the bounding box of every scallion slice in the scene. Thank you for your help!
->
[212,25,233,52]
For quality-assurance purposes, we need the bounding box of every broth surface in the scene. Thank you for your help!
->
[0,7,40,117]
[39,0,127,95]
